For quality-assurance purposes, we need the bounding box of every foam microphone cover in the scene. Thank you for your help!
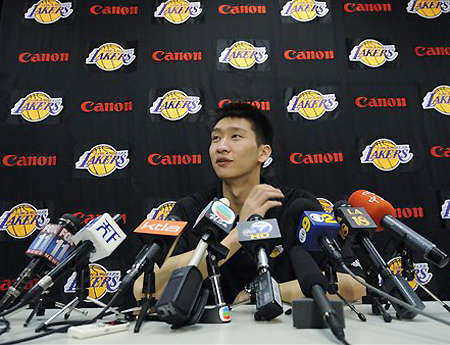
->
[287,198,323,223]
[289,245,328,298]
[349,190,395,231]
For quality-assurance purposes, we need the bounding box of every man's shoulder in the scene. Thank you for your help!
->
[278,185,320,206]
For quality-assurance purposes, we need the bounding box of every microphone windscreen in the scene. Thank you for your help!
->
[289,245,328,298]
[349,190,395,230]
[288,198,323,223]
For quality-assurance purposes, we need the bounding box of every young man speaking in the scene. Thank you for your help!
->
[134,103,365,304]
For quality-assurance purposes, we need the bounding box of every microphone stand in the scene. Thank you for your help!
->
[199,250,231,323]
[134,263,157,333]
[399,244,450,313]
[24,290,49,327]
[323,261,366,322]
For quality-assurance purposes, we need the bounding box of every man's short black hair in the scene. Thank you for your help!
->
[213,103,274,146]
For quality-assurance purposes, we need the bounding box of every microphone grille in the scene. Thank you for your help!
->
[219,198,230,207]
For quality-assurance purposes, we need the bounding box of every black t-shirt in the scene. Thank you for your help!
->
[169,183,362,304]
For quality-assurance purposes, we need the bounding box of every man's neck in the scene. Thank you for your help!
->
[222,172,260,216]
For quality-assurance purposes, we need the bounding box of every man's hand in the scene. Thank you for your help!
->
[239,184,284,222]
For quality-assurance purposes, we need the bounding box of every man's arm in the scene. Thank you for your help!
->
[133,228,242,300]
[133,184,285,301]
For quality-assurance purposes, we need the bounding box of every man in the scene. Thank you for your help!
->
[134,103,365,304]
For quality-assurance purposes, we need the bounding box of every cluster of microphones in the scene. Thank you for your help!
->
[0,190,449,345]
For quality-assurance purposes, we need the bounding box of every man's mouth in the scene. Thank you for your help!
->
[216,157,233,166]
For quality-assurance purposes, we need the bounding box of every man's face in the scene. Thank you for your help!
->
[209,117,265,181]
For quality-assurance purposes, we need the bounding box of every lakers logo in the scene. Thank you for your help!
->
[0,203,49,239]
[287,90,338,120]
[318,198,334,213]
[75,144,130,177]
[150,90,202,121]
[86,43,136,71]
[219,41,268,70]
[25,0,73,24]
[154,0,202,24]
[360,139,413,171]
[281,0,329,22]
[64,263,120,300]
[11,92,63,122]
[407,0,450,19]
[388,257,433,291]
[147,201,176,220]
[349,39,398,68]
[422,85,450,115]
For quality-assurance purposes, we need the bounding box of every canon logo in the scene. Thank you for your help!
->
[90,5,138,15]
[81,101,133,113]
[73,212,127,226]
[395,207,424,219]
[218,4,266,15]
[2,155,57,167]
[289,152,344,165]
[152,51,202,62]
[415,46,450,57]
[355,97,407,108]
[148,153,202,166]
[1,278,39,291]
[18,52,70,64]
[431,146,450,158]
[218,99,270,111]
[284,50,335,60]
[344,2,392,12]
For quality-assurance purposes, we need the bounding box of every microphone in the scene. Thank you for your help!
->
[155,198,236,328]
[2,214,126,315]
[238,215,283,321]
[118,215,187,295]
[332,201,425,319]
[349,190,449,268]
[290,245,347,344]
[0,214,84,311]
[287,199,344,264]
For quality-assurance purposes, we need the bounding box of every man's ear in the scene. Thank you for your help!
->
[258,144,272,163]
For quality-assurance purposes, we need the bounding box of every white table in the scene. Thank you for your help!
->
[1,302,449,344]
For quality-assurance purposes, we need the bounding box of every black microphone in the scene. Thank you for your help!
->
[117,215,186,295]
[287,199,344,263]
[333,201,425,319]
[290,245,347,344]
[155,198,236,328]
[238,214,283,321]
[349,190,448,268]
[0,213,84,311]
[0,214,126,316]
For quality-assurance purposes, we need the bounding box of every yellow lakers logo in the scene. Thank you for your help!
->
[318,198,334,213]
[407,0,450,19]
[0,203,49,239]
[25,0,73,24]
[75,144,130,177]
[280,0,329,22]
[86,43,136,71]
[219,41,268,69]
[64,263,121,300]
[154,0,202,24]
[147,201,176,220]
[422,85,450,115]
[361,139,413,171]
[10,91,63,122]
[349,39,398,68]
[287,90,338,120]
[150,90,202,121]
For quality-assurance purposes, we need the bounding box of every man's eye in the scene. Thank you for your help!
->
[232,134,242,139]
[211,136,220,142]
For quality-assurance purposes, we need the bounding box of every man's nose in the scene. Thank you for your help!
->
[217,138,230,153]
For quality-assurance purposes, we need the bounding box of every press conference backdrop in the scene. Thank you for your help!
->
[0,0,449,308]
